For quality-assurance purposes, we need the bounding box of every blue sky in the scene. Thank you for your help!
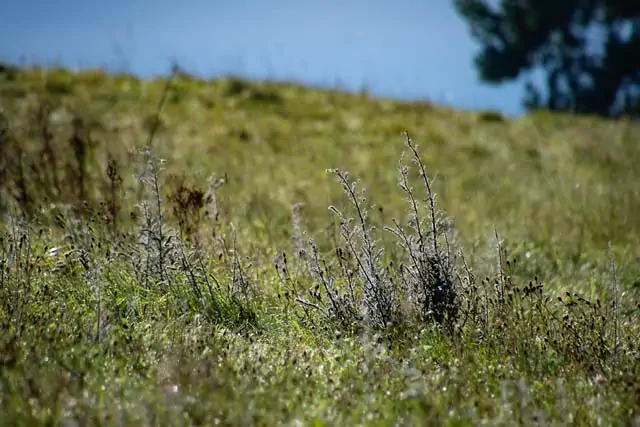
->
[1,0,527,115]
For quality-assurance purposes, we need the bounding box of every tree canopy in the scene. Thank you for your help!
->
[454,0,640,117]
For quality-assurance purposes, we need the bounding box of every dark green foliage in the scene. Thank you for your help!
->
[454,0,640,117]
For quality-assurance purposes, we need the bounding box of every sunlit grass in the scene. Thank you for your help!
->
[0,64,638,426]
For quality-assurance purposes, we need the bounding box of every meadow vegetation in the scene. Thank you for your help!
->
[0,63,639,426]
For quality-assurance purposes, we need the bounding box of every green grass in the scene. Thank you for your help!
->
[0,64,639,426]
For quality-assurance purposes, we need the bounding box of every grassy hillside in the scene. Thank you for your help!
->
[0,64,639,426]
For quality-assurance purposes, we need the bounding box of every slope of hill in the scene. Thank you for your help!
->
[0,65,638,425]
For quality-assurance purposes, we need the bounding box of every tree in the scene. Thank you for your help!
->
[454,0,640,117]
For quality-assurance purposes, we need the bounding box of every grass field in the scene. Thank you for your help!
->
[0,63,639,426]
